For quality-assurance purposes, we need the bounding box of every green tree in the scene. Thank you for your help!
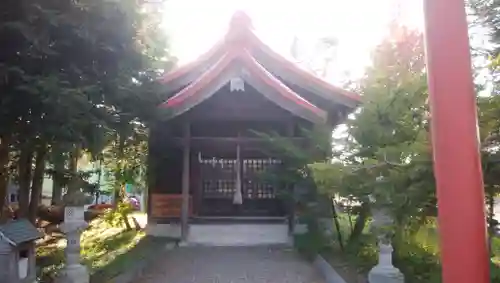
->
[309,22,434,244]
[256,125,335,257]
[0,0,170,222]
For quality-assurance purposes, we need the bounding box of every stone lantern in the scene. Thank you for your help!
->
[368,175,404,283]
[56,190,89,283]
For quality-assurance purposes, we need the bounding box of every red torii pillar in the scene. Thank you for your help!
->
[423,0,490,282]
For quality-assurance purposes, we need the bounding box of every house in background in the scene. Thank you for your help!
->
[6,183,52,208]
[6,183,19,205]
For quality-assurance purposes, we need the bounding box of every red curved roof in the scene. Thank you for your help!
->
[238,51,321,114]
[159,47,327,123]
[159,40,224,84]
[165,51,236,107]
[159,11,360,123]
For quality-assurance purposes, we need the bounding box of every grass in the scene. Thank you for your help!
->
[36,213,169,283]
[320,214,441,283]
[321,213,374,283]
[90,235,169,282]
[322,250,369,283]
[322,213,500,283]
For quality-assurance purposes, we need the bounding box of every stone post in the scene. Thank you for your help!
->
[368,207,404,283]
[56,191,89,283]
[318,195,334,237]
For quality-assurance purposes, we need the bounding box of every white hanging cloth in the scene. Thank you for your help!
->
[233,144,243,205]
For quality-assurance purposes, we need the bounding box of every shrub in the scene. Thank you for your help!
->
[102,202,134,229]
[88,203,114,211]
[491,261,500,283]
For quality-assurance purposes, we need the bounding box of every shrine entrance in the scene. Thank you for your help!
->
[198,155,285,217]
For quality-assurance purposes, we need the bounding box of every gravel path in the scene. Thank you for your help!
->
[133,246,325,283]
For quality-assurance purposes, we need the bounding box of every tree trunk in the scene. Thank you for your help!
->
[0,136,10,223]
[331,198,344,251]
[146,127,157,214]
[28,146,47,224]
[65,145,80,197]
[18,148,33,218]
[114,134,126,206]
[95,157,103,204]
[121,210,132,231]
[51,147,65,205]
[347,202,354,233]
[348,202,370,245]
[69,146,78,174]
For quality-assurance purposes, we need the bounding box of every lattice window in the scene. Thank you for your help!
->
[242,159,280,200]
[202,179,236,199]
[200,158,237,199]
[199,157,280,200]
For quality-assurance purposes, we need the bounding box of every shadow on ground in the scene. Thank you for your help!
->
[90,236,170,283]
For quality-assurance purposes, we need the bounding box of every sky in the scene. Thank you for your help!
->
[161,0,424,83]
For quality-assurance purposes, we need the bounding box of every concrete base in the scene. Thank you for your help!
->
[146,223,182,238]
[188,224,290,246]
[56,264,89,283]
[314,255,347,283]
[368,265,404,283]
[293,223,308,235]
[145,222,290,246]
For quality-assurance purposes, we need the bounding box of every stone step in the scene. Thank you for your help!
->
[190,216,287,224]
[187,223,291,246]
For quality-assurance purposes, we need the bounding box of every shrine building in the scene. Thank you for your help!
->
[146,11,361,245]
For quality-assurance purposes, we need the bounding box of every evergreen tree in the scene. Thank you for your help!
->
[0,0,171,222]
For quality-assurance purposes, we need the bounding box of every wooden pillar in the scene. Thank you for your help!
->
[181,122,190,240]
[193,153,202,216]
[286,121,295,233]
[423,1,489,282]
[236,143,242,196]
[146,124,157,222]
[234,133,243,207]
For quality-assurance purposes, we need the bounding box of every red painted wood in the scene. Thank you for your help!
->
[159,47,327,123]
[239,51,321,113]
[243,32,361,102]
[158,41,224,83]
[150,194,193,218]
[423,1,489,282]
[164,52,236,107]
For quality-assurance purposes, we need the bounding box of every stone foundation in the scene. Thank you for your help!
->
[146,221,291,246]
[146,223,182,238]
[187,224,290,246]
